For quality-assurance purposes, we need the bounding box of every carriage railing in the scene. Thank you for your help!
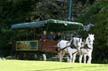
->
[15,38,58,53]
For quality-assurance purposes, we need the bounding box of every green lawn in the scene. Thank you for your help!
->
[0,60,108,71]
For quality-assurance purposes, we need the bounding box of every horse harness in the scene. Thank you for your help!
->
[57,40,78,55]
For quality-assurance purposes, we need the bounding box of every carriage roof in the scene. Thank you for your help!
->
[11,19,84,31]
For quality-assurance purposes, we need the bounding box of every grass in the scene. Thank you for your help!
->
[0,60,108,71]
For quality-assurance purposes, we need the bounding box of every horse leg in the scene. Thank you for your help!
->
[79,54,83,63]
[68,53,73,62]
[67,48,73,62]
[58,51,63,62]
[58,50,66,62]
[84,54,87,63]
[72,53,77,63]
[87,54,92,64]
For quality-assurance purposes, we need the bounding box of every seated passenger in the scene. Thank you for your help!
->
[47,32,55,40]
[55,32,62,41]
[39,31,47,41]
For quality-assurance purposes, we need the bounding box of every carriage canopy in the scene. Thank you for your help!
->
[11,19,84,31]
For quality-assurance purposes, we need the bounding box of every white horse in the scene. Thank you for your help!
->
[79,34,95,64]
[57,37,82,62]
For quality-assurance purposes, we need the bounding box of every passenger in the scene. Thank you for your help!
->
[39,31,47,41]
[55,32,62,41]
[47,32,55,40]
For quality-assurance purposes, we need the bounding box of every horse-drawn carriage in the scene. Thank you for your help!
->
[11,19,84,60]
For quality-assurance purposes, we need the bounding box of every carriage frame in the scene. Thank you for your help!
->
[11,19,84,60]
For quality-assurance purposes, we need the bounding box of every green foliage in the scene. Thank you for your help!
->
[78,1,108,47]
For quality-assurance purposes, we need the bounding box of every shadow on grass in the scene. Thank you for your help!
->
[32,65,98,71]
[33,67,73,71]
